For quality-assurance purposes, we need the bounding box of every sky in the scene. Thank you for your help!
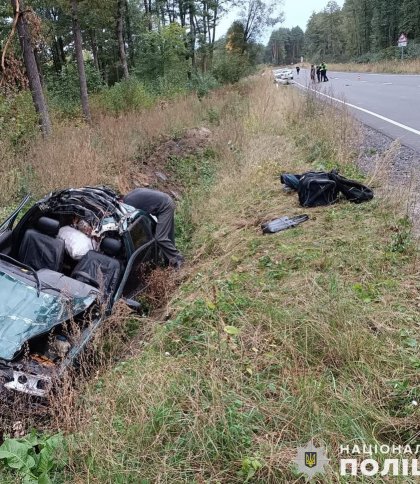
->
[217,0,345,43]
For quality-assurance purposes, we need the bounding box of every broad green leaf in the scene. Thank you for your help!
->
[22,474,38,484]
[37,472,52,484]
[19,432,39,448]
[44,433,64,453]
[0,439,36,470]
[37,447,55,475]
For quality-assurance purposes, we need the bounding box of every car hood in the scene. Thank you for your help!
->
[0,271,96,361]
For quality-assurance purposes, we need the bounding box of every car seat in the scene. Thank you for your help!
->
[71,237,122,295]
[18,216,65,272]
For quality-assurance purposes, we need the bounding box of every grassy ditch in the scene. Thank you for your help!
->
[50,77,420,483]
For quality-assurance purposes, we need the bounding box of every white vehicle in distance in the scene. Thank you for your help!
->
[273,68,294,84]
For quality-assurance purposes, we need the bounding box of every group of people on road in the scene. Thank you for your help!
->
[310,63,328,83]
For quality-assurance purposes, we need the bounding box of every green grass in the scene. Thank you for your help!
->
[2,76,419,483]
[168,148,219,254]
[58,78,420,483]
[65,187,419,481]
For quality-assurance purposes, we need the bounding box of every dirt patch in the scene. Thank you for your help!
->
[123,127,212,199]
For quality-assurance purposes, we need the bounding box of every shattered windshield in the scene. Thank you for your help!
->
[0,269,96,361]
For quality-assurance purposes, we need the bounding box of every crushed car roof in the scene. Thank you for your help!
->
[37,186,145,236]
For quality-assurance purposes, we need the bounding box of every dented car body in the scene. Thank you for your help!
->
[0,187,158,397]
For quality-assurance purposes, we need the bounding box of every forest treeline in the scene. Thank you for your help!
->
[2,0,419,140]
[266,0,420,65]
[0,0,280,137]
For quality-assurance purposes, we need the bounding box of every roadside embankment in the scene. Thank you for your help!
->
[56,77,420,482]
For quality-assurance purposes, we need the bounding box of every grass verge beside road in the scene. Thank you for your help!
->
[57,77,420,482]
[328,59,420,74]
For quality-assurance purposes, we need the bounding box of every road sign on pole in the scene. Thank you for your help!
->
[398,34,408,47]
[398,34,408,60]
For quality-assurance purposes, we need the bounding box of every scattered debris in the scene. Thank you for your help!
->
[12,420,25,438]
[155,171,168,182]
[170,190,181,201]
[262,215,309,234]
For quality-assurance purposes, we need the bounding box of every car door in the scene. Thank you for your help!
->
[116,214,158,299]
[0,195,30,254]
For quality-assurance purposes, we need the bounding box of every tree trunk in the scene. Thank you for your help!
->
[12,0,51,137]
[143,0,152,30]
[117,0,129,79]
[71,0,91,123]
[90,29,100,73]
[202,2,207,72]
[166,0,172,23]
[98,44,108,84]
[189,1,196,70]
[124,0,135,66]
[209,7,217,66]
[160,5,166,26]
[34,48,44,87]
[52,39,62,72]
[58,36,66,64]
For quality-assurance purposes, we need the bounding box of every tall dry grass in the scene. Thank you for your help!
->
[2,75,418,483]
[57,76,420,483]
[0,89,239,205]
[328,59,420,74]
[0,144,21,208]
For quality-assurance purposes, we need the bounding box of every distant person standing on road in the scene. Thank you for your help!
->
[320,62,325,82]
[321,62,329,82]
[316,65,321,82]
[296,66,300,76]
[123,188,184,269]
[310,64,315,82]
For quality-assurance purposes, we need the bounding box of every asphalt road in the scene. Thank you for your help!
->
[293,69,420,152]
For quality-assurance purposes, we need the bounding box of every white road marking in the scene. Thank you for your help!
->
[293,81,420,137]
[382,82,393,85]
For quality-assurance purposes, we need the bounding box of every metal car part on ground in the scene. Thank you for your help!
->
[261,214,309,234]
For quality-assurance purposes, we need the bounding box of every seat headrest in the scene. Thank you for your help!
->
[101,237,122,256]
[36,217,60,237]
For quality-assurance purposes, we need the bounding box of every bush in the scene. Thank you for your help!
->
[212,52,253,84]
[95,78,155,114]
[146,71,189,97]
[187,72,220,98]
[0,91,38,146]
[46,62,104,117]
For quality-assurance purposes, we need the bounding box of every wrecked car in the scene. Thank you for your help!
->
[273,68,294,84]
[0,187,159,398]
